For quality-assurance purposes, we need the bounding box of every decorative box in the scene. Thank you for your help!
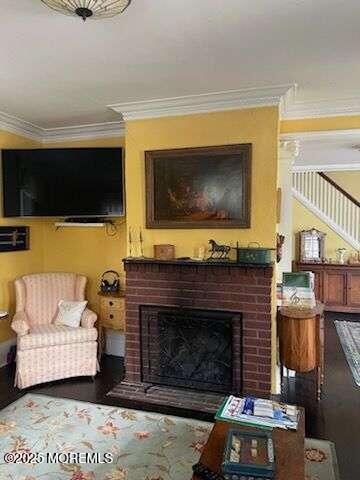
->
[221,429,275,479]
[236,243,274,265]
[154,244,175,260]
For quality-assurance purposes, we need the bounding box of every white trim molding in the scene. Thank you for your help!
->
[282,85,360,120]
[42,121,125,144]
[0,111,43,142]
[0,337,16,368]
[109,84,294,121]
[293,163,360,172]
[0,110,125,144]
[280,129,360,145]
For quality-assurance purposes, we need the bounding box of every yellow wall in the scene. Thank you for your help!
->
[281,115,360,133]
[42,137,127,313]
[125,107,280,391]
[42,220,126,313]
[0,131,44,342]
[125,107,280,256]
[292,198,356,261]
[0,134,126,343]
[326,170,360,202]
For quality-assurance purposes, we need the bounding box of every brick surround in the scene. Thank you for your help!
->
[123,259,273,398]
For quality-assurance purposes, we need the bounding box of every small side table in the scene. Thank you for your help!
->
[192,410,305,480]
[278,301,324,400]
[97,291,125,356]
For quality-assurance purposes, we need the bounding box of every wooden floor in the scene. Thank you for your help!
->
[0,312,359,479]
[280,312,360,480]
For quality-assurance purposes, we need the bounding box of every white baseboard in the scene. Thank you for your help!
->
[0,338,16,367]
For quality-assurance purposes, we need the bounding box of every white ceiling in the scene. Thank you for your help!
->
[1,0,360,128]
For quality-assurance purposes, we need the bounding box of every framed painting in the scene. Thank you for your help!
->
[145,144,251,229]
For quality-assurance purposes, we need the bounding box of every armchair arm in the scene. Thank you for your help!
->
[11,312,30,336]
[81,308,97,329]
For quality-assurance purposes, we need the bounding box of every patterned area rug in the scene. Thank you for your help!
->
[0,394,211,480]
[305,438,340,480]
[335,320,360,386]
[0,394,339,480]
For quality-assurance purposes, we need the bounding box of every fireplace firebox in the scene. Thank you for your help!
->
[140,306,241,394]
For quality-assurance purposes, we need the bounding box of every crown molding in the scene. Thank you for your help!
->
[109,84,294,121]
[0,110,125,144]
[281,85,360,120]
[42,121,125,143]
[0,111,43,142]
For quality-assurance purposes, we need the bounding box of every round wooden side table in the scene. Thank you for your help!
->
[278,301,324,400]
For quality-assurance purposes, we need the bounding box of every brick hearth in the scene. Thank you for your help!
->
[121,259,273,400]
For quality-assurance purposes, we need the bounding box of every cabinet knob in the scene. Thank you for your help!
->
[109,301,113,306]
[110,314,114,319]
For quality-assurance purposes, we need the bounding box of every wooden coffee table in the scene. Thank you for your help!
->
[192,408,305,480]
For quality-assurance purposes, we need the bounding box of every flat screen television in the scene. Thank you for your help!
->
[2,148,124,217]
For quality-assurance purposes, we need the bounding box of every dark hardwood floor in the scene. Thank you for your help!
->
[280,311,360,480]
[0,312,358,479]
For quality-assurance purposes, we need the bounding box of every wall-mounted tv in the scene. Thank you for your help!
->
[2,148,124,217]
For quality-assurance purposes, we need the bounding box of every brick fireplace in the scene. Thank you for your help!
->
[108,258,273,413]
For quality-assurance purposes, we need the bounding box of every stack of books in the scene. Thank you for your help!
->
[281,271,316,308]
[216,396,299,430]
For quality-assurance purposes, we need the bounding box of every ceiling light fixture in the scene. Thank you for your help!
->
[41,0,131,21]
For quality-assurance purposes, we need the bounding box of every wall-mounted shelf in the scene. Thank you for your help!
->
[55,222,106,228]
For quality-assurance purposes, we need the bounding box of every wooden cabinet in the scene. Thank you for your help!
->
[348,272,360,308]
[99,294,126,331]
[97,292,126,355]
[295,262,360,313]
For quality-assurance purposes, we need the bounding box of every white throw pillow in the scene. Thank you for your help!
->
[54,300,87,328]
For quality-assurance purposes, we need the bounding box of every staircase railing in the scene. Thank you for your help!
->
[292,171,360,250]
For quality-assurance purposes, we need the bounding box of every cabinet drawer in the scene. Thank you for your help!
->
[100,296,125,310]
[101,309,125,330]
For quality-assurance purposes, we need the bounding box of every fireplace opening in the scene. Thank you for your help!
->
[140,306,242,394]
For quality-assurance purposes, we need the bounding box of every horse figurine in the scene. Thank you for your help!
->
[208,239,231,259]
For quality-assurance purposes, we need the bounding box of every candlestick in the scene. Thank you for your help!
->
[128,226,133,258]
[139,227,145,257]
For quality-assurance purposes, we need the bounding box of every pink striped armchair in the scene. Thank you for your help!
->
[11,273,98,389]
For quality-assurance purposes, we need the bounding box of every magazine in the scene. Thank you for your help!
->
[216,395,299,430]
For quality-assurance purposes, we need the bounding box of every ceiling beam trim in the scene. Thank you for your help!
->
[280,129,360,145]
[293,163,360,172]
[280,130,360,172]
[281,85,360,119]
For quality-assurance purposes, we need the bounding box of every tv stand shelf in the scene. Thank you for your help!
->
[55,222,106,228]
